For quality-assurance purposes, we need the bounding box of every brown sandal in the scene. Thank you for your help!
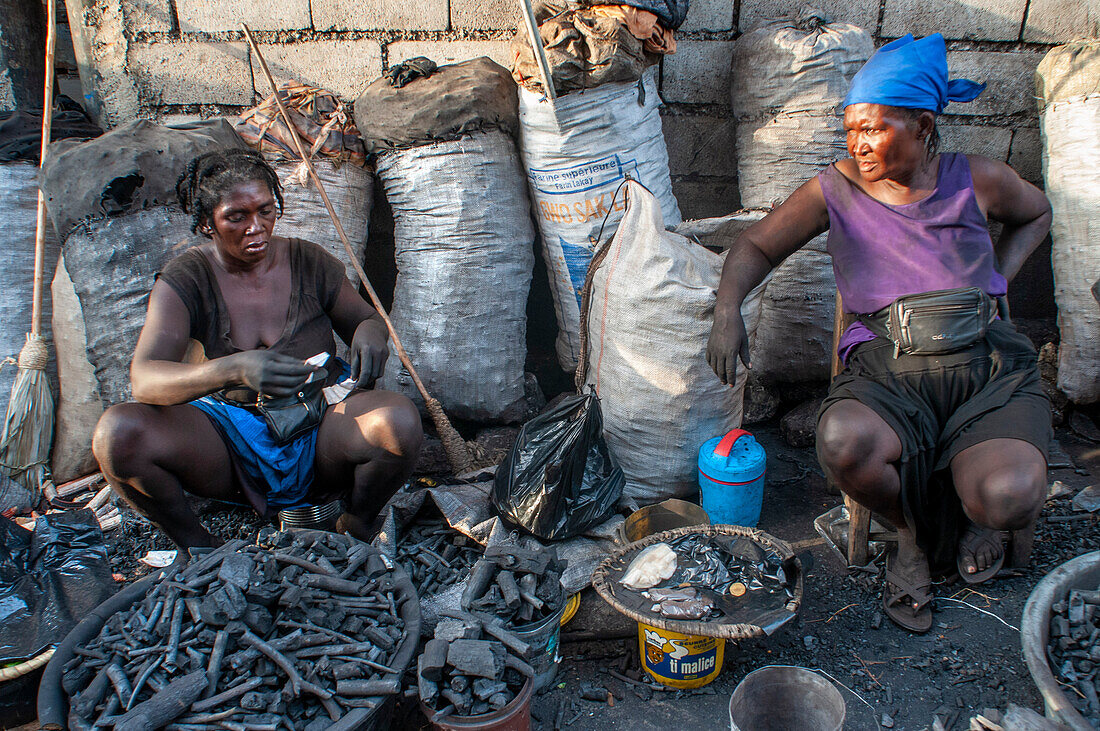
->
[957,523,1005,585]
[883,552,934,633]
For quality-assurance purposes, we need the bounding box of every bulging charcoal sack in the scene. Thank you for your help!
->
[236,83,373,284]
[1037,40,1100,404]
[357,59,535,422]
[731,8,873,384]
[40,119,247,407]
[582,180,766,503]
[0,162,58,419]
[518,66,681,372]
[493,392,624,540]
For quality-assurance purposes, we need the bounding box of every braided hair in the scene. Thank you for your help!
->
[175,148,284,237]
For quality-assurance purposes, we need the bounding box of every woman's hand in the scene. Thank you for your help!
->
[707,305,751,386]
[231,350,317,397]
[349,319,389,389]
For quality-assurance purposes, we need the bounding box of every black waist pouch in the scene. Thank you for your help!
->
[859,287,1003,357]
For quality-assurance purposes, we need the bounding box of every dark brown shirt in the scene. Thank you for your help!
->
[158,238,346,400]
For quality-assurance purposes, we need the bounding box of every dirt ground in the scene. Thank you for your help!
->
[39,406,1100,731]
[520,422,1100,731]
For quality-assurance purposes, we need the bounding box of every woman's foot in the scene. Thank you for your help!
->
[957,520,1005,584]
[883,528,934,633]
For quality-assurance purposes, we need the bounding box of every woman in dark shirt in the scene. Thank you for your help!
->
[93,149,422,549]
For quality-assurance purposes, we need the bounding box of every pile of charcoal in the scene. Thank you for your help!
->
[396,521,481,594]
[417,612,534,720]
[461,544,564,626]
[1048,584,1100,723]
[62,531,414,731]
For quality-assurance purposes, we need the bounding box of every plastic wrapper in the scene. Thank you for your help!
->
[622,543,678,589]
[493,393,624,541]
[0,510,115,662]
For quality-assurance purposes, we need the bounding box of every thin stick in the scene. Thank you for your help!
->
[240,24,473,475]
[517,0,556,101]
[32,0,57,335]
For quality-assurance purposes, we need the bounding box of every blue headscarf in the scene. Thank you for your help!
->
[842,33,985,114]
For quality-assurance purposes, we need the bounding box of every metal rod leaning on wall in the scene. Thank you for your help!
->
[241,23,475,476]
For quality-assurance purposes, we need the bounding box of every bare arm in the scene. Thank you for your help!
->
[130,281,313,405]
[327,279,389,389]
[968,155,1052,284]
[707,177,830,384]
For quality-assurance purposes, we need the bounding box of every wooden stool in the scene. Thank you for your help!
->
[830,291,873,566]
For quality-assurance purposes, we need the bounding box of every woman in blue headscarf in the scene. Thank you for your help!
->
[707,34,1052,632]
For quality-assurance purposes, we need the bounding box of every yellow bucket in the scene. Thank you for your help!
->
[637,622,724,689]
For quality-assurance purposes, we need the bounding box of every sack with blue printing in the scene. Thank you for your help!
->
[518,67,681,372]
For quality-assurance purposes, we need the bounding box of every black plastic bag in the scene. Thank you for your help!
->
[0,510,116,662]
[493,393,624,540]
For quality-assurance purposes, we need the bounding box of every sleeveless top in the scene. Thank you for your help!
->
[817,153,1008,358]
[157,238,347,398]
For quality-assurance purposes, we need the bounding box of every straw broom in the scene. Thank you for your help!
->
[241,24,475,475]
[0,0,57,498]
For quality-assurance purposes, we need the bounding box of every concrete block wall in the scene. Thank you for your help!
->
[60,0,1084,222]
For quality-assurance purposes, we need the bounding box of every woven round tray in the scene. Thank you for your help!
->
[591,524,803,640]
[0,647,54,682]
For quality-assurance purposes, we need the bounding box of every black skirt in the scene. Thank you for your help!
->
[818,320,1052,570]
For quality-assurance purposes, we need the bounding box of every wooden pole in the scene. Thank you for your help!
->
[241,24,474,475]
[517,0,556,102]
[831,290,870,567]
[31,0,57,337]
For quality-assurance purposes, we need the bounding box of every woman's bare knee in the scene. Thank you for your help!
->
[363,396,423,460]
[817,403,899,478]
[92,403,158,476]
[965,463,1045,529]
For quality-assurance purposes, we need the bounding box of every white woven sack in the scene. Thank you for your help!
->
[274,159,372,283]
[1038,40,1100,404]
[519,67,681,372]
[50,255,103,483]
[584,181,765,503]
[378,130,535,422]
[732,12,872,383]
[0,162,59,416]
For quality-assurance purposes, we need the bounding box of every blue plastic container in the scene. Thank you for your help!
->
[698,429,766,527]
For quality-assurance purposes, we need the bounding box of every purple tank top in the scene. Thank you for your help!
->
[817,153,1007,359]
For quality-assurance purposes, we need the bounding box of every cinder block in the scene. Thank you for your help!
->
[944,51,1045,117]
[386,40,514,70]
[313,0,448,31]
[160,113,204,126]
[124,0,175,33]
[937,123,1011,161]
[661,41,734,105]
[662,113,737,177]
[129,41,253,106]
[250,40,383,102]
[1023,0,1100,42]
[882,0,1027,41]
[681,0,734,32]
[671,177,740,220]
[451,0,519,30]
[738,0,878,33]
[176,0,310,32]
[1008,126,1043,184]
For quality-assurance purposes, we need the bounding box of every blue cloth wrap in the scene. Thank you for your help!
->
[190,359,350,511]
[843,33,985,114]
[191,395,317,510]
